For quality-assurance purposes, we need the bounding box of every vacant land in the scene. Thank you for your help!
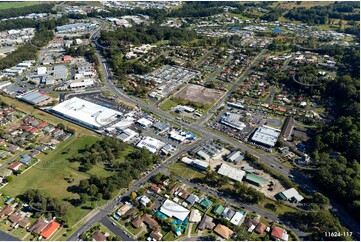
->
[174,84,225,105]
[168,162,205,180]
[0,2,43,9]
[1,136,100,224]
[160,99,178,111]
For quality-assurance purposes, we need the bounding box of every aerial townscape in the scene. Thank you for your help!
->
[0,1,359,242]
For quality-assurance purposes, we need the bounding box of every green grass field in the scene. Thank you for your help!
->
[168,162,206,180]
[0,2,43,9]
[160,99,178,111]
[1,136,101,224]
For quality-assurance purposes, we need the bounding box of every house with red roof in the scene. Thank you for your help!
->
[28,127,38,134]
[63,55,72,63]
[37,122,48,129]
[40,221,60,239]
[271,226,289,241]
[9,162,23,171]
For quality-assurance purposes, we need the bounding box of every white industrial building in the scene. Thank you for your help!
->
[116,128,138,142]
[221,112,246,131]
[217,163,246,182]
[37,67,47,75]
[250,125,281,148]
[181,157,209,171]
[160,199,190,221]
[280,188,304,203]
[136,136,165,154]
[51,97,123,130]
[136,118,153,128]
[69,79,94,88]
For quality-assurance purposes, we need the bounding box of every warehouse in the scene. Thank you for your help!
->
[245,173,267,187]
[51,97,123,130]
[181,157,209,171]
[250,125,281,148]
[217,163,246,182]
[277,188,304,203]
[17,90,53,106]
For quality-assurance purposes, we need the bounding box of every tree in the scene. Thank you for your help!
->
[4,176,13,183]
[131,191,138,200]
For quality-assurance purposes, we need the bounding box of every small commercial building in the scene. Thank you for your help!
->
[250,125,281,148]
[221,112,246,130]
[217,163,246,182]
[227,150,244,163]
[277,188,304,203]
[136,136,165,154]
[181,157,209,171]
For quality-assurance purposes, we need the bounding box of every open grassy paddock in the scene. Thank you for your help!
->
[0,2,43,9]
[1,135,101,224]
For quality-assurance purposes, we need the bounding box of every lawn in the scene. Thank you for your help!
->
[0,95,97,137]
[1,136,101,225]
[163,231,177,241]
[160,99,178,111]
[168,162,205,180]
[0,2,43,9]
[257,198,297,216]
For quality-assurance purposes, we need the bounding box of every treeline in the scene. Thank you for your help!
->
[281,210,350,240]
[64,45,98,65]
[168,1,244,18]
[22,189,68,220]
[285,2,360,25]
[0,3,55,19]
[72,137,160,203]
[99,24,197,47]
[261,8,285,21]
[87,7,167,23]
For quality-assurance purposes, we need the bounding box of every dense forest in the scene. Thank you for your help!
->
[285,2,360,25]
[168,1,244,18]
[0,3,55,19]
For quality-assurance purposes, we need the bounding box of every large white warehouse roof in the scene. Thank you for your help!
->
[51,97,122,130]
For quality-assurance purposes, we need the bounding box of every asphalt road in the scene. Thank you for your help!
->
[0,231,21,241]
[100,216,135,241]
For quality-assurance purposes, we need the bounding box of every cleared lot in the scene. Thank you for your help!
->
[174,84,225,105]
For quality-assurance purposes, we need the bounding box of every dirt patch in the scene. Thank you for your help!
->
[174,84,225,105]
